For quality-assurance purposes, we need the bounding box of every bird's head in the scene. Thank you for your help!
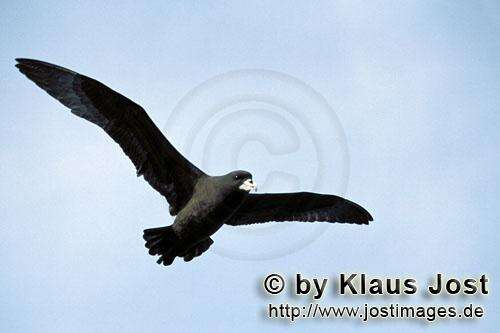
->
[224,170,257,193]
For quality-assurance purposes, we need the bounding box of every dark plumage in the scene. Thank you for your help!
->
[16,59,373,266]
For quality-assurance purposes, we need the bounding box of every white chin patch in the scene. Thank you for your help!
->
[239,179,257,192]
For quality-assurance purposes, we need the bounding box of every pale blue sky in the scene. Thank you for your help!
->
[1,1,499,332]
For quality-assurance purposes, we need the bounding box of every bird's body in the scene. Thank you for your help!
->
[174,176,247,241]
[16,58,373,266]
[145,172,252,264]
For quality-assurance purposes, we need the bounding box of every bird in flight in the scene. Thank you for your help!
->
[16,59,373,266]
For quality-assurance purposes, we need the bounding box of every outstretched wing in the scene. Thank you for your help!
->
[226,192,373,226]
[16,58,204,215]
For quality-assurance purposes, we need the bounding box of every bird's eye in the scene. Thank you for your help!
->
[234,175,239,180]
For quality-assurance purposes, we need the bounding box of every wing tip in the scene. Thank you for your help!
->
[15,58,44,75]
[362,210,373,224]
[15,58,77,76]
[353,208,373,225]
[15,58,41,69]
[367,211,374,222]
[15,58,49,65]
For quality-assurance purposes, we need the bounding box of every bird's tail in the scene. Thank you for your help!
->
[143,226,179,266]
